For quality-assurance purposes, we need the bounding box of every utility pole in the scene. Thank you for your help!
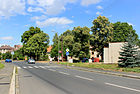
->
[58,33,59,63]
[61,36,63,62]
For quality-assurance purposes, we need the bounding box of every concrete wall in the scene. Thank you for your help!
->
[104,42,124,63]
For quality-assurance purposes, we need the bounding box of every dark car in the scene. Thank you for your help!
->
[28,59,35,64]
[82,58,88,63]
[5,59,12,63]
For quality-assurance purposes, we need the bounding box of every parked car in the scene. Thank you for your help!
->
[28,59,35,64]
[5,59,12,63]
[82,58,88,63]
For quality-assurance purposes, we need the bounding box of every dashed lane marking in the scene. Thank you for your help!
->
[59,72,70,75]
[105,82,140,93]
[75,75,93,81]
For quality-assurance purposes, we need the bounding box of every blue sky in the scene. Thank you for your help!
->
[0,0,140,46]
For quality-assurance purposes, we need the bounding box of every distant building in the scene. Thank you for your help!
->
[14,45,23,51]
[89,46,102,60]
[0,45,14,54]
[47,46,52,60]
[104,42,125,63]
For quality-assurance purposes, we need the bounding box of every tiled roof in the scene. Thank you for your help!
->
[47,46,52,53]
[0,45,14,50]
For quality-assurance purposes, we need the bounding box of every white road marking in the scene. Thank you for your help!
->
[59,72,70,75]
[34,66,39,68]
[48,69,56,72]
[75,75,93,81]
[40,66,46,69]
[105,82,140,93]
[17,67,21,69]
[23,66,27,69]
[28,66,33,68]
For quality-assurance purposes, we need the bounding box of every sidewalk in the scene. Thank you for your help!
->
[0,63,14,94]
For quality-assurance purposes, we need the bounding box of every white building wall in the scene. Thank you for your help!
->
[104,42,124,63]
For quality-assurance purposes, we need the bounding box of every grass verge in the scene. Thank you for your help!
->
[0,62,4,69]
[59,62,140,73]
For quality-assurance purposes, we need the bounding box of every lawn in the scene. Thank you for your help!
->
[59,62,140,73]
[0,62,4,69]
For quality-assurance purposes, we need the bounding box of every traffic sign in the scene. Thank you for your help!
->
[66,48,69,52]
[66,52,69,56]
[11,52,14,55]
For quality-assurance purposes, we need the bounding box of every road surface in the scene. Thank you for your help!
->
[13,62,140,94]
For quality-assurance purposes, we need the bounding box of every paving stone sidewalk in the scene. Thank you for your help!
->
[0,63,14,94]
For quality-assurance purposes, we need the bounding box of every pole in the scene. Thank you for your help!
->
[61,36,63,62]
[58,32,59,63]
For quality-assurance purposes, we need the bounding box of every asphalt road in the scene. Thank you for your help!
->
[13,62,140,94]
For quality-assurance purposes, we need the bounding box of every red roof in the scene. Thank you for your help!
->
[47,46,52,53]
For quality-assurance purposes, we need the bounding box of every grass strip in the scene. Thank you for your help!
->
[0,62,4,69]
[59,62,140,73]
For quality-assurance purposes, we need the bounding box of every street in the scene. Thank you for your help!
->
[14,62,140,94]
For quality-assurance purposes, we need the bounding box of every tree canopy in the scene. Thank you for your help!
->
[112,22,139,42]
[21,27,49,60]
[91,16,113,58]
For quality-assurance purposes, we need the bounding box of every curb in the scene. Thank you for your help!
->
[9,66,16,94]
[62,65,140,79]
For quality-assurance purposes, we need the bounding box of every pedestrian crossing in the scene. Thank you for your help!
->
[17,66,60,69]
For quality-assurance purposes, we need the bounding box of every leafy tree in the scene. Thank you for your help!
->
[21,27,43,44]
[72,26,90,60]
[91,16,113,59]
[50,33,59,58]
[118,33,140,67]
[13,48,24,60]
[24,32,49,60]
[21,27,49,60]
[2,52,12,59]
[61,30,74,57]
[112,22,139,42]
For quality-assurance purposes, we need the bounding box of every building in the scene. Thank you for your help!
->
[14,45,23,51]
[89,46,102,60]
[47,46,52,60]
[104,42,125,63]
[0,45,14,54]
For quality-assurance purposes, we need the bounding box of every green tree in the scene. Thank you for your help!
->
[13,48,24,60]
[24,32,49,60]
[21,27,49,60]
[21,26,43,44]
[50,33,59,59]
[112,22,139,42]
[72,26,90,60]
[61,30,74,57]
[118,33,140,67]
[91,16,113,59]
[2,52,12,59]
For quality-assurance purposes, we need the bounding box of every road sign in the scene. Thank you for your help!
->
[11,52,14,55]
[66,48,69,52]
[66,52,69,56]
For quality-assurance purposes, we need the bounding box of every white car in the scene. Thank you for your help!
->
[28,59,35,64]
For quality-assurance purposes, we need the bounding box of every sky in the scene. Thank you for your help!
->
[0,0,140,47]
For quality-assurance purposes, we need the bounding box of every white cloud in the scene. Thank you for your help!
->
[81,0,102,6]
[0,0,25,18]
[96,5,103,9]
[0,36,14,40]
[96,11,102,15]
[36,17,73,27]
[27,0,37,5]
[128,22,135,26]
[27,7,44,13]
[31,15,47,21]
[27,0,77,15]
